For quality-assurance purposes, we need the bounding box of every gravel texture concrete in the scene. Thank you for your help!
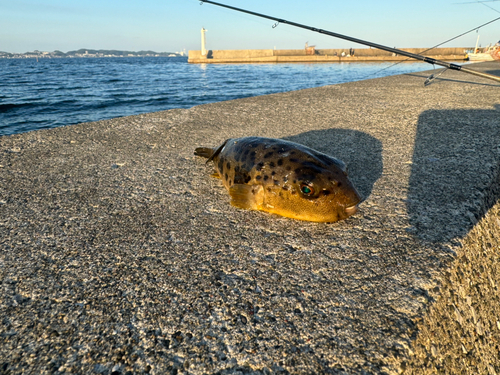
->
[1,62,499,374]
[405,200,500,375]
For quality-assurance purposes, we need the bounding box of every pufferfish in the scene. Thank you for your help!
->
[194,137,361,222]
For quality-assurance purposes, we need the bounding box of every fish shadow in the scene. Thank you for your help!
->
[283,129,383,201]
[407,105,500,243]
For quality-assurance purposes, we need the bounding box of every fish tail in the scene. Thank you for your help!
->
[194,147,215,159]
[195,139,229,163]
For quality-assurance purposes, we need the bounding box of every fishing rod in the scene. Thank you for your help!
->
[198,0,500,84]
[370,12,500,84]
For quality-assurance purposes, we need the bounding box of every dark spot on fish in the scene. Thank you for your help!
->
[271,171,276,176]
[218,160,224,172]
[226,162,231,170]
[286,166,291,171]
[294,168,319,182]
[282,185,289,190]
[279,191,283,197]
[269,161,275,168]
[255,162,264,171]
[256,175,262,180]
[242,164,252,173]
[274,180,280,185]
[277,159,283,166]
[315,153,335,166]
[225,173,228,181]
[291,190,297,195]
[235,165,240,173]
[338,182,342,187]
[290,158,298,163]
[267,187,272,192]
[234,172,251,184]
[293,180,297,184]
[264,151,274,158]
[300,161,324,174]
[323,190,331,196]
[302,160,321,168]
[291,151,296,155]
[229,179,232,185]
[263,175,269,181]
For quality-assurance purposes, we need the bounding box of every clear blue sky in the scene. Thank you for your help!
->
[1,0,499,53]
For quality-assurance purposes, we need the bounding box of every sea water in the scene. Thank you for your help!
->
[0,56,436,136]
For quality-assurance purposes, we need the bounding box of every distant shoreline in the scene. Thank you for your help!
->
[0,49,186,59]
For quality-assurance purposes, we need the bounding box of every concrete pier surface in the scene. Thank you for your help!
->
[1,62,499,374]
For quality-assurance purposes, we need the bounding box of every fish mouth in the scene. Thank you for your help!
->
[344,204,358,216]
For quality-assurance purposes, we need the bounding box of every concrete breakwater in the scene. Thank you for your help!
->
[188,47,469,63]
[0,62,499,374]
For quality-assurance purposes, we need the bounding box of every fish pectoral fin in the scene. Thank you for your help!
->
[210,172,221,179]
[228,184,264,210]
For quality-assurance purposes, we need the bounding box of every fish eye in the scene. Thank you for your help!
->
[300,183,315,196]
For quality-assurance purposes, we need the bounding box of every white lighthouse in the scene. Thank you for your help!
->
[201,28,207,56]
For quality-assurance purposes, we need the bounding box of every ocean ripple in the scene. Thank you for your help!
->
[1,56,434,135]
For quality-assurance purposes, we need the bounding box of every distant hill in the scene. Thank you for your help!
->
[65,49,177,57]
[0,49,184,58]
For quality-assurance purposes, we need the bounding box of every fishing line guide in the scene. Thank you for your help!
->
[197,0,500,84]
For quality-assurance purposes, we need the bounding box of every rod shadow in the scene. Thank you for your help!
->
[407,105,500,243]
[486,67,500,76]
[283,129,383,201]
[405,72,500,87]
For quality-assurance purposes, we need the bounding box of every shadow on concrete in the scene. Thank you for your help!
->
[485,66,500,76]
[407,105,500,243]
[283,129,383,201]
